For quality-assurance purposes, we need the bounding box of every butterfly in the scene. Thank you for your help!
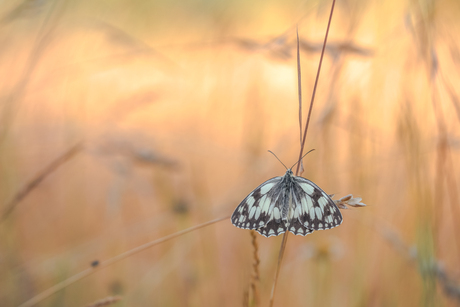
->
[231,158,342,237]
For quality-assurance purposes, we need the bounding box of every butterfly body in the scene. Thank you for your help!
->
[231,169,342,237]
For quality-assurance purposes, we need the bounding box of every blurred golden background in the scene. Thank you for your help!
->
[1,0,460,306]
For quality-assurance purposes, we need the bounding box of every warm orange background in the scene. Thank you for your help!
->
[1,0,460,306]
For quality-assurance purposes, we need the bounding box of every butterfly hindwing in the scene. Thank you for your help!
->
[257,217,314,237]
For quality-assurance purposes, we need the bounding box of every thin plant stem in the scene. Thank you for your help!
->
[431,72,460,257]
[295,0,337,176]
[268,232,289,307]
[297,26,303,145]
[269,1,337,306]
[85,295,122,307]
[1,142,83,222]
[18,215,230,307]
[0,0,67,143]
[249,230,260,307]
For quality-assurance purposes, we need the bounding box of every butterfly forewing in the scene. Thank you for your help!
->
[231,169,343,237]
[231,177,284,230]
[292,177,343,230]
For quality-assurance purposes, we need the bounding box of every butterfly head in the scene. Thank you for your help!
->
[285,169,294,178]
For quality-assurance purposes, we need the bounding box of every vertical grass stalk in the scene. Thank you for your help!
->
[269,1,337,306]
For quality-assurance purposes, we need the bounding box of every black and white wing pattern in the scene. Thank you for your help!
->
[231,169,342,237]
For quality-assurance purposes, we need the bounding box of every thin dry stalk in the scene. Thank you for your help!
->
[297,27,303,146]
[295,0,336,176]
[268,1,336,306]
[375,220,460,303]
[440,72,460,123]
[85,296,122,307]
[243,290,249,307]
[439,146,460,249]
[18,215,230,307]
[1,142,83,222]
[430,54,460,256]
[268,233,289,307]
[0,0,67,142]
[249,230,260,307]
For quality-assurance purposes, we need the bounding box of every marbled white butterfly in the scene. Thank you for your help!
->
[231,161,342,237]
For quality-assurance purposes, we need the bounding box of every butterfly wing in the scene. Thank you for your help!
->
[232,172,343,238]
[291,176,343,230]
[231,176,284,230]
[257,176,341,237]
[257,217,314,237]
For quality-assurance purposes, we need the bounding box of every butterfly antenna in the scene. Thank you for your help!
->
[268,150,288,170]
[289,149,315,170]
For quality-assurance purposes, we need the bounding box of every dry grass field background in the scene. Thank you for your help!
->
[1,0,460,306]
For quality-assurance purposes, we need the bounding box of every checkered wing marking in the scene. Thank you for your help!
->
[291,177,343,230]
[257,217,314,237]
[231,177,283,230]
